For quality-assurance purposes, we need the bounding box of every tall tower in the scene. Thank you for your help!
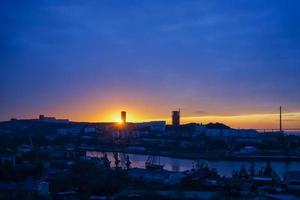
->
[121,111,126,124]
[279,106,282,132]
[172,110,180,126]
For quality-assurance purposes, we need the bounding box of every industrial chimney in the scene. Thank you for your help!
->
[172,110,180,126]
[121,111,126,124]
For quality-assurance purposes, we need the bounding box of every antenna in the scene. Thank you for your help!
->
[279,106,282,132]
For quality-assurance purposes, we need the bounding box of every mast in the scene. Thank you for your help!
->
[280,106,282,132]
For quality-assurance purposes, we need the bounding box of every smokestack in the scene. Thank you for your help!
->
[172,110,180,126]
[279,106,282,132]
[121,111,126,124]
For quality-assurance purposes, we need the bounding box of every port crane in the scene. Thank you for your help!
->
[113,152,131,169]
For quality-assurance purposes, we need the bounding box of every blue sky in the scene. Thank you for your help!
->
[1,0,300,127]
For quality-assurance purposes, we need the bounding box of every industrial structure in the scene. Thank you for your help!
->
[172,110,180,126]
[280,106,282,132]
[121,111,126,124]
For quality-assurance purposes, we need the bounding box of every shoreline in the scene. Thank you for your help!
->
[81,146,300,162]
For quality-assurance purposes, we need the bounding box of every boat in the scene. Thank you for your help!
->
[145,155,164,170]
[284,170,300,191]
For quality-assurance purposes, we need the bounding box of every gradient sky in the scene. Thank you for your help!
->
[1,0,300,129]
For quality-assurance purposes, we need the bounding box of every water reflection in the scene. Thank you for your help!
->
[86,151,300,178]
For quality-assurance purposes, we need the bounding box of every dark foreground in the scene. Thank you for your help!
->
[1,120,300,199]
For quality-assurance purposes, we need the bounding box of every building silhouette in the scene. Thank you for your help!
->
[172,110,180,126]
[121,111,126,124]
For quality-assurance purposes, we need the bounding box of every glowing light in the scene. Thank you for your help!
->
[114,117,122,123]
[41,98,300,129]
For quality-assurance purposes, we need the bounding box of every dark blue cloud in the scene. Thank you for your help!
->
[0,0,300,120]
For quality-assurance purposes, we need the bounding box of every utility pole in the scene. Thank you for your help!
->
[279,106,282,132]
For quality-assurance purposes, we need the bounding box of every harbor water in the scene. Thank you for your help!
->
[86,151,300,178]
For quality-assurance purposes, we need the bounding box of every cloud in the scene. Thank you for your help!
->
[0,0,300,125]
[193,110,208,115]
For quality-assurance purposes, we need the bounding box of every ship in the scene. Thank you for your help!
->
[145,155,164,170]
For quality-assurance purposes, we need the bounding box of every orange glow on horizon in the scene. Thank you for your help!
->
[178,112,300,130]
[93,111,300,130]
[114,117,122,124]
[24,99,300,130]
[38,91,298,129]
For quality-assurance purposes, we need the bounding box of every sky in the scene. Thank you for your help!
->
[1,0,300,129]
